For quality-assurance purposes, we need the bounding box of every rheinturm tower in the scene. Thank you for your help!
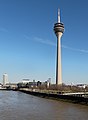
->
[54,9,64,85]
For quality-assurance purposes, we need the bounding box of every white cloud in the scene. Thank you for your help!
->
[25,35,88,54]
[0,28,8,32]
[34,37,56,46]
[24,35,30,40]
[62,45,88,53]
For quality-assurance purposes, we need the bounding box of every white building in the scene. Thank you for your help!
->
[3,73,8,86]
[76,84,87,89]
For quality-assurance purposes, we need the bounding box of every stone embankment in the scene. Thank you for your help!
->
[19,88,88,105]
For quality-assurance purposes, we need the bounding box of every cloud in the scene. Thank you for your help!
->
[62,45,88,53]
[24,35,30,40]
[25,35,88,54]
[35,37,88,54]
[0,28,8,32]
[34,37,56,46]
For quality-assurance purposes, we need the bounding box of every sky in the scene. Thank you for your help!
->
[0,0,88,84]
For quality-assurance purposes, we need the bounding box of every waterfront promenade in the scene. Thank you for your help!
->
[19,88,88,105]
[0,87,88,105]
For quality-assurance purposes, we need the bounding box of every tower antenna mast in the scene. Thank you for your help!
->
[58,8,60,23]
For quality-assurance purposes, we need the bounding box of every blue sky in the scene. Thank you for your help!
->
[0,0,88,84]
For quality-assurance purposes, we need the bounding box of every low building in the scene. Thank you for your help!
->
[76,84,87,89]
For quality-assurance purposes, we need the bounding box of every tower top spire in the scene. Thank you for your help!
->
[58,8,60,23]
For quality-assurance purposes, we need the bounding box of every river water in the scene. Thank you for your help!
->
[0,91,88,120]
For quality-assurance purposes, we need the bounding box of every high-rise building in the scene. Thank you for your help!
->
[54,9,64,85]
[3,73,8,86]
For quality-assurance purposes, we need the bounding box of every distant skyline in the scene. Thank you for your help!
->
[0,0,88,84]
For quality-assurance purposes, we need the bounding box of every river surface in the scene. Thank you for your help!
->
[0,91,88,120]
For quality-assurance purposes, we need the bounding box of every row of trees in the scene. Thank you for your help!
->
[17,82,88,92]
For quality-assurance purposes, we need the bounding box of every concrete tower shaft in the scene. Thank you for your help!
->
[54,9,64,85]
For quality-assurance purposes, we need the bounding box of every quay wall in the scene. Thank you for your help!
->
[19,89,88,105]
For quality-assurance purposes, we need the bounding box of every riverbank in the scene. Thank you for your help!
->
[0,88,7,90]
[0,88,88,105]
[19,88,88,105]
